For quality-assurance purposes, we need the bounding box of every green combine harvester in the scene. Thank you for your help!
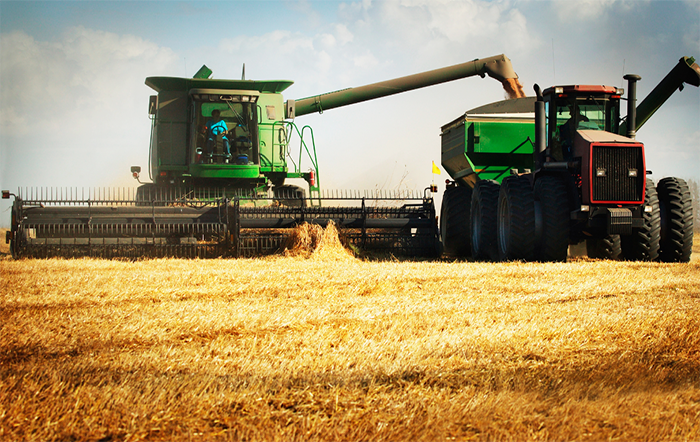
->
[3,55,521,259]
[439,56,698,262]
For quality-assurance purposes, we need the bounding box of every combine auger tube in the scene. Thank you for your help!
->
[3,187,439,259]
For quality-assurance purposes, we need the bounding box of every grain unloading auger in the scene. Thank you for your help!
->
[4,55,522,259]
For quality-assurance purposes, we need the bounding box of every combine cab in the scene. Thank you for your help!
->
[4,55,522,259]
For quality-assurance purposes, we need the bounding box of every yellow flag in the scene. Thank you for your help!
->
[432,161,441,175]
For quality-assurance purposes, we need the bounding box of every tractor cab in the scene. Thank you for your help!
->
[542,85,624,161]
[537,83,646,209]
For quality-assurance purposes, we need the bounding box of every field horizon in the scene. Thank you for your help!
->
[1,226,699,440]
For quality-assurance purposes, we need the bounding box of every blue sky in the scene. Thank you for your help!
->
[1,0,699,225]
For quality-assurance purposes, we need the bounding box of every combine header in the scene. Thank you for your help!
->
[4,55,522,259]
[4,187,437,258]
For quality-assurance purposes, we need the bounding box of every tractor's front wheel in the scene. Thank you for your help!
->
[497,175,535,261]
[657,177,693,262]
[621,178,660,261]
[586,235,622,260]
[440,185,472,258]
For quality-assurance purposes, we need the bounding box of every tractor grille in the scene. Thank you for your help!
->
[591,145,644,203]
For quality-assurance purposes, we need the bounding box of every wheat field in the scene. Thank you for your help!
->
[1,226,699,441]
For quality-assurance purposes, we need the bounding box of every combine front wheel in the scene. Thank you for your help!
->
[657,177,693,262]
[497,175,535,261]
[470,180,499,261]
[440,186,472,257]
[621,178,660,261]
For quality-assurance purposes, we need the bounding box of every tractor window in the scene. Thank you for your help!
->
[192,100,259,165]
[577,97,619,133]
[549,95,620,161]
[577,102,604,130]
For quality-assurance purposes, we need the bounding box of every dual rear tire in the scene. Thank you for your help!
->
[496,174,570,262]
[497,175,536,261]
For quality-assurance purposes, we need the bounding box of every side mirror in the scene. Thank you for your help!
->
[148,95,158,115]
[285,99,295,120]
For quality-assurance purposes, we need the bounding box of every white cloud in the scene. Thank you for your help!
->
[683,0,700,13]
[353,50,379,69]
[288,0,323,27]
[0,27,180,191]
[316,32,337,49]
[367,0,538,64]
[683,24,700,53]
[552,0,652,23]
[334,23,354,45]
[553,0,617,21]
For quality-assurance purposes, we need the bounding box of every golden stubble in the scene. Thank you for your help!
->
[1,227,699,441]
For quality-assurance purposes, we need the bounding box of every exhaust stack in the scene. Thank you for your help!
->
[533,84,546,170]
[623,74,641,139]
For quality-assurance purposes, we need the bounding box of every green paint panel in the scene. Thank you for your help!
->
[146,77,294,94]
[441,115,535,185]
[189,164,261,179]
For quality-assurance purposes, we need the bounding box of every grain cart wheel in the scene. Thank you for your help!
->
[533,175,570,262]
[440,185,472,257]
[621,178,660,261]
[497,175,535,261]
[470,180,500,261]
[586,235,622,260]
[657,177,693,262]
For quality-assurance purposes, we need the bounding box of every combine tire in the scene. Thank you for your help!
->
[657,177,693,262]
[470,180,499,261]
[586,235,622,260]
[621,178,660,261]
[497,175,535,261]
[440,185,472,257]
[534,175,570,262]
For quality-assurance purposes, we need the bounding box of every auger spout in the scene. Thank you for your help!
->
[620,56,700,135]
[289,54,522,118]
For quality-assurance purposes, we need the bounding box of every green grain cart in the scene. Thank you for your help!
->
[440,57,699,262]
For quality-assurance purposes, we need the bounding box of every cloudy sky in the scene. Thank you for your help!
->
[1,0,699,224]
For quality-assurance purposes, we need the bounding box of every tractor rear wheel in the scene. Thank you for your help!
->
[621,178,660,261]
[497,175,535,261]
[586,235,622,260]
[470,180,499,261]
[440,185,472,257]
[534,175,570,262]
[657,177,693,262]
